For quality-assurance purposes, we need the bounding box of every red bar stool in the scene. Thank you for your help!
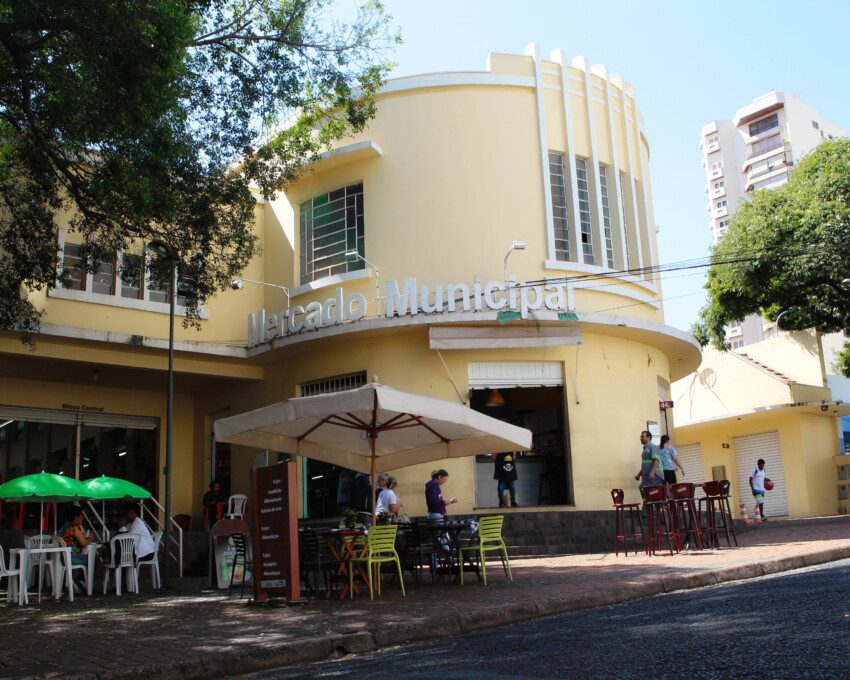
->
[611,489,644,556]
[669,483,704,550]
[640,485,676,556]
[718,480,738,547]
[698,481,735,548]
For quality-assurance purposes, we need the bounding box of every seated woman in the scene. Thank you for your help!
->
[375,475,400,522]
[62,506,93,566]
[202,480,227,528]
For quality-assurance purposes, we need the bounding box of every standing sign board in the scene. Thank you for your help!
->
[251,460,300,602]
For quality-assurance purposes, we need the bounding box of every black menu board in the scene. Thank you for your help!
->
[251,460,299,602]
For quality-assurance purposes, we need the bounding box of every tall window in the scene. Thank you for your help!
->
[749,134,782,158]
[598,164,615,269]
[121,254,143,299]
[748,113,779,137]
[574,158,594,264]
[299,183,364,285]
[619,172,631,270]
[62,243,86,290]
[548,152,570,261]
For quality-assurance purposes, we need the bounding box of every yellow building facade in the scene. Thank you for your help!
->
[1,46,700,527]
[672,330,848,519]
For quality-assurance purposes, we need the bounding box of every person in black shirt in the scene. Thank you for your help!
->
[493,452,519,507]
[203,480,227,528]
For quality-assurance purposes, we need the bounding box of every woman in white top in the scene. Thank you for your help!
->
[375,475,400,522]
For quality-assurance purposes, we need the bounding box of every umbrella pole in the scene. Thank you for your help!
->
[370,435,377,525]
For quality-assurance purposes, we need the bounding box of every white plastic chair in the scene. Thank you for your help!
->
[53,535,92,596]
[24,534,61,598]
[0,545,24,604]
[225,494,247,520]
[103,533,139,596]
[135,530,163,589]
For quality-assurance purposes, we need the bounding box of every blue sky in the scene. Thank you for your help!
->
[378,0,850,331]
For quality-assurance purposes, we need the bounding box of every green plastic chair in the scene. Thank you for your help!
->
[459,515,512,586]
[348,524,405,600]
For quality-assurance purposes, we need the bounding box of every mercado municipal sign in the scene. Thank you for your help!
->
[247,277,571,347]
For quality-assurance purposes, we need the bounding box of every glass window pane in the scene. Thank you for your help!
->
[121,254,143,299]
[299,183,365,285]
[63,243,86,291]
[92,255,116,295]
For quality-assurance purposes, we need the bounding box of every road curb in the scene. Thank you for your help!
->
[61,546,849,680]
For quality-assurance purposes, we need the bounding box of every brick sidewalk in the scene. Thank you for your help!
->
[1,516,848,680]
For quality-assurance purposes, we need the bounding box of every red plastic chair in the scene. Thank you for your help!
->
[639,485,677,556]
[611,489,644,556]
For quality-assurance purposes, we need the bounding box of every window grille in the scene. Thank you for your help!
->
[548,152,570,261]
[299,183,365,285]
[300,371,367,397]
[598,164,615,269]
[575,158,594,264]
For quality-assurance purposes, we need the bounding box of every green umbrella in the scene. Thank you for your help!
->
[0,472,88,532]
[81,476,152,500]
[0,472,87,503]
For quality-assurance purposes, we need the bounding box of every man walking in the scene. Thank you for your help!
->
[749,458,771,520]
[634,430,664,487]
[493,452,519,507]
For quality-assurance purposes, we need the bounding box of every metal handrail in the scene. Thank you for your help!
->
[84,501,110,544]
[141,498,183,577]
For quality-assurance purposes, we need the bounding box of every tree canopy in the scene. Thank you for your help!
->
[698,138,850,371]
[0,0,398,338]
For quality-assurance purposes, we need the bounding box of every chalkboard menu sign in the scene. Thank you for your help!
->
[250,460,300,602]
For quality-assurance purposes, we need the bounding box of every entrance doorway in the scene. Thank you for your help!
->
[470,386,572,507]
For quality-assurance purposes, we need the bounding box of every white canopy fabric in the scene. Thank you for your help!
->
[213,383,532,475]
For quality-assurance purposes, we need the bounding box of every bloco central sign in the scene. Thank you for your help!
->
[247,276,571,347]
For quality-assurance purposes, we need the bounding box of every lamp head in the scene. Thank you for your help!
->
[147,240,177,260]
[345,250,360,260]
[230,278,244,290]
[511,239,527,251]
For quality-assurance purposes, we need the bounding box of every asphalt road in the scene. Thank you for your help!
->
[243,559,850,680]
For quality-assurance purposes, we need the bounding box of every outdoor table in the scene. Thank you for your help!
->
[8,545,73,606]
[320,528,369,599]
[416,520,476,582]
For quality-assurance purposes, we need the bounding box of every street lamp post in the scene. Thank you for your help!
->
[774,305,800,332]
[503,238,527,282]
[344,251,381,316]
[147,239,178,590]
[231,277,290,308]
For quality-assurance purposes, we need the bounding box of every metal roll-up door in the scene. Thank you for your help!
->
[79,413,157,430]
[675,443,706,486]
[468,361,564,389]
[734,431,789,517]
[0,406,79,425]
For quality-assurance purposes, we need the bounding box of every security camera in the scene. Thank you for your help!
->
[230,279,244,290]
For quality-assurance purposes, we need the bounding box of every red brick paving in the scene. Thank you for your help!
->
[0,516,847,680]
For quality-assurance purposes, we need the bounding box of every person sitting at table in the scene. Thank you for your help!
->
[62,506,93,566]
[125,503,157,563]
[375,475,400,522]
[425,469,458,519]
[203,480,227,528]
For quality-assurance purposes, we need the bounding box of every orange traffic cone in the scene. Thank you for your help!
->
[739,502,752,524]
[753,504,762,523]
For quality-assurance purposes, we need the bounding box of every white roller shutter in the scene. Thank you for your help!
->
[675,443,706,486]
[468,361,564,389]
[734,431,789,517]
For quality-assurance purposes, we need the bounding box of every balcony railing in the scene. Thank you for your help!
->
[746,140,783,160]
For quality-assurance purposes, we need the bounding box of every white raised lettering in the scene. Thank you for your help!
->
[544,284,566,310]
[520,285,544,318]
[385,277,418,317]
[420,284,443,313]
[447,283,470,312]
[304,301,322,330]
[287,306,305,333]
[248,310,267,347]
[484,281,506,309]
[321,287,344,326]
[346,292,367,321]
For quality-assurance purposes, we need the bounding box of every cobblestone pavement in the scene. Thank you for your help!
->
[0,516,847,680]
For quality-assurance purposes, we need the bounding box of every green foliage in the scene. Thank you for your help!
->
[0,0,398,338]
[699,138,850,370]
[834,341,850,378]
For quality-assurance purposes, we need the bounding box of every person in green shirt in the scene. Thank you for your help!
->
[634,430,665,487]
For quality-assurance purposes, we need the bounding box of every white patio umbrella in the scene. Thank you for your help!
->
[213,382,533,520]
